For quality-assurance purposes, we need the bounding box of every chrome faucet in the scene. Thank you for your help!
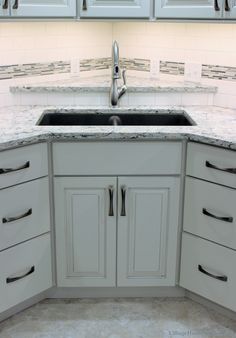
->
[110,41,127,107]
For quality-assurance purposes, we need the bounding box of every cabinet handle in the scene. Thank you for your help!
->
[12,0,18,9]
[6,266,35,284]
[120,186,126,216]
[2,208,32,224]
[202,208,233,223]
[82,0,87,10]
[214,0,220,11]
[108,186,114,217]
[0,160,30,175]
[198,264,228,282]
[2,0,8,9]
[205,160,236,174]
[225,0,231,11]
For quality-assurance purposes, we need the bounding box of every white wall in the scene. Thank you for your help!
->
[0,21,236,108]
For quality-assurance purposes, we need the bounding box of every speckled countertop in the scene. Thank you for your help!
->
[10,76,217,94]
[0,105,236,151]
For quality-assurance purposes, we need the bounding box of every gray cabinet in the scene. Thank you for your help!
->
[0,0,76,17]
[53,141,182,288]
[55,177,117,287]
[55,176,180,288]
[155,0,236,19]
[180,142,236,312]
[0,0,10,16]
[117,176,180,287]
[80,0,150,18]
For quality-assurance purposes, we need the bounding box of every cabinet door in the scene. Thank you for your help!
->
[223,0,236,18]
[155,0,222,18]
[80,0,150,18]
[55,177,117,287]
[0,0,10,16]
[11,0,76,17]
[117,176,180,287]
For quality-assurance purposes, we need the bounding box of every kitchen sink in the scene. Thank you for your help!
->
[37,109,196,126]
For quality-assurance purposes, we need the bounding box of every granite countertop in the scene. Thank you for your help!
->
[0,105,236,151]
[10,76,217,94]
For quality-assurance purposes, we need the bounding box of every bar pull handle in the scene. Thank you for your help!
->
[214,0,220,11]
[108,186,114,217]
[225,0,231,11]
[6,266,35,284]
[120,186,126,216]
[2,208,32,224]
[202,208,233,223]
[82,0,87,10]
[205,160,236,174]
[12,0,18,9]
[0,161,30,175]
[2,0,8,9]
[198,264,228,282]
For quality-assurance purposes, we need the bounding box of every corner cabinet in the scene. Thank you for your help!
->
[155,0,236,19]
[0,0,76,17]
[180,142,236,312]
[80,0,150,18]
[53,141,182,288]
[0,143,52,314]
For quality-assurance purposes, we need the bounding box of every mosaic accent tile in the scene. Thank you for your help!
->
[1,58,236,82]
[202,64,236,81]
[0,61,70,80]
[160,61,185,76]
[120,58,150,72]
[80,58,111,72]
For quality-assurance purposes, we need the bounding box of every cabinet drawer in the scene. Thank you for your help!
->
[184,177,236,250]
[180,233,236,312]
[186,143,236,188]
[0,143,48,189]
[53,142,182,175]
[0,177,50,251]
[0,233,52,313]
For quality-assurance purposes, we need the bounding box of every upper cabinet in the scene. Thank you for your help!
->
[0,0,10,16]
[80,0,150,18]
[155,0,236,19]
[0,0,76,17]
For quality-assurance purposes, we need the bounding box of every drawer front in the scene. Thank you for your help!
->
[184,177,236,250]
[0,177,50,251]
[180,233,236,312]
[0,143,48,189]
[0,233,52,313]
[53,142,182,175]
[186,142,236,188]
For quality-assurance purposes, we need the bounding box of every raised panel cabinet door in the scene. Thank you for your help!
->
[0,0,10,16]
[11,0,76,17]
[117,176,180,287]
[155,0,222,18]
[55,177,117,287]
[80,0,150,18]
[223,0,236,18]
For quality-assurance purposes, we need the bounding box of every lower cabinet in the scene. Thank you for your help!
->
[0,233,52,313]
[180,233,236,312]
[55,176,180,287]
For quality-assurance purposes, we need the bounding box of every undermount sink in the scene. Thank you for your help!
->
[37,109,196,126]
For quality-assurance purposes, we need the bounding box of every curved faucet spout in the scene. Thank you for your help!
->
[110,41,127,107]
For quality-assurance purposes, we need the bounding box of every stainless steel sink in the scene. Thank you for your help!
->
[37,109,196,126]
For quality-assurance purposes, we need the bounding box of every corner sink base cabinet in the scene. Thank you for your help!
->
[55,176,180,287]
[1,140,236,321]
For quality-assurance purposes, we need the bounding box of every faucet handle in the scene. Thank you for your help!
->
[122,69,127,86]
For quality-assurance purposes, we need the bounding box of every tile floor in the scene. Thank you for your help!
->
[0,298,235,338]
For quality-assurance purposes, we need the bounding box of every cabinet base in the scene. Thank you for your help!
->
[186,291,236,322]
[48,286,185,298]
